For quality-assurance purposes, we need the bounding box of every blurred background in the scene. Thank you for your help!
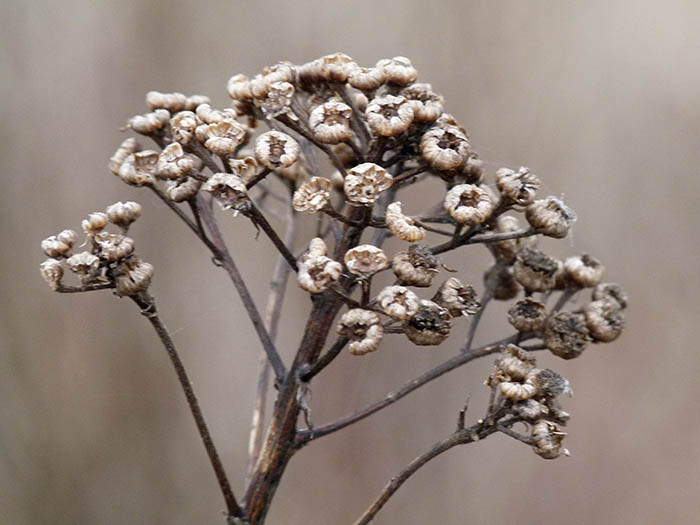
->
[2,1,699,524]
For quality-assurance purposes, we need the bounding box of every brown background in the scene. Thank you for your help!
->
[2,1,699,524]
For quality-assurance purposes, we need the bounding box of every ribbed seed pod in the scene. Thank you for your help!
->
[421,126,471,171]
[400,83,444,123]
[531,420,569,460]
[40,258,64,290]
[96,233,135,263]
[344,163,393,204]
[202,173,247,210]
[81,212,108,236]
[156,143,201,180]
[385,202,425,242]
[118,150,159,187]
[443,184,494,226]
[513,247,562,292]
[491,215,524,263]
[365,95,414,137]
[254,131,300,169]
[507,298,548,332]
[109,138,141,176]
[293,177,332,214]
[526,197,577,238]
[432,278,480,318]
[260,81,294,118]
[344,245,388,277]
[376,285,420,320]
[41,230,77,258]
[195,104,237,124]
[563,254,605,288]
[337,309,384,355]
[544,311,590,359]
[404,300,451,345]
[250,62,295,100]
[348,66,386,91]
[65,251,100,281]
[496,167,540,206]
[114,257,154,297]
[198,120,247,156]
[105,201,142,229]
[128,109,170,135]
[376,56,417,85]
[584,298,625,342]
[170,111,199,145]
[392,244,439,287]
[592,282,628,309]
[309,100,353,144]
[484,264,521,301]
[146,91,187,112]
[297,238,343,294]
[166,177,201,202]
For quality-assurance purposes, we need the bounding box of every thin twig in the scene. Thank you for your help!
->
[56,282,115,293]
[300,337,349,382]
[464,288,493,351]
[245,202,298,272]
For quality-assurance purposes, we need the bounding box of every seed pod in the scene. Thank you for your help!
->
[533,369,571,397]
[156,143,201,179]
[544,397,571,424]
[496,167,540,206]
[109,138,141,176]
[443,184,494,226]
[348,66,386,91]
[293,177,332,214]
[376,56,417,85]
[512,399,549,421]
[508,298,548,332]
[250,62,295,100]
[401,83,444,123]
[544,311,590,359]
[166,177,202,202]
[299,53,357,85]
[184,95,211,111]
[344,163,393,204]
[513,247,562,292]
[337,308,384,355]
[146,91,187,112]
[81,212,108,236]
[494,344,536,382]
[531,420,569,460]
[170,111,199,145]
[41,231,76,258]
[385,202,425,242]
[433,278,480,317]
[228,156,259,184]
[40,258,64,290]
[309,100,353,144]
[96,233,135,263]
[392,244,439,287]
[65,251,100,280]
[344,245,388,277]
[105,201,142,229]
[421,125,471,172]
[198,119,247,156]
[118,150,159,186]
[525,197,577,239]
[500,373,539,401]
[376,285,420,320]
[255,130,300,169]
[202,173,247,210]
[484,264,520,301]
[592,282,628,309]
[261,81,294,118]
[226,74,253,101]
[114,257,154,297]
[563,254,605,288]
[195,104,237,124]
[128,109,170,135]
[584,298,625,342]
[459,155,484,184]
[297,238,343,294]
[365,95,414,137]
[490,215,526,263]
[404,300,451,345]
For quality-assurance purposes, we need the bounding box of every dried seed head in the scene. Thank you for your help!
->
[385,202,425,242]
[348,65,386,91]
[444,184,494,225]
[300,53,357,85]
[508,298,548,332]
[512,399,549,421]
[40,258,64,290]
[96,233,135,263]
[492,344,537,382]
[261,81,295,118]
[81,212,108,236]
[337,309,384,355]
[255,130,300,169]
[496,167,540,206]
[592,282,628,309]
[105,201,142,229]
[545,311,590,359]
[584,298,625,342]
[458,155,485,185]
[534,368,571,397]
[484,264,521,301]
[184,95,211,111]
[195,104,237,124]
[128,109,170,135]
[198,119,247,156]
[297,238,343,294]
[344,245,388,276]
[376,56,417,86]
[170,111,199,145]
[66,251,100,280]
[500,372,540,401]
[421,126,471,171]
[309,100,353,144]
[392,244,439,287]
[146,91,187,112]
[228,156,259,184]
[250,62,296,100]
[490,215,526,263]
[526,197,577,238]
[376,285,420,320]
[513,247,562,292]
[365,95,414,137]
[433,278,480,318]
[226,74,253,101]
[156,143,201,179]
[563,254,605,288]
[166,177,202,202]
[344,163,393,204]
[404,300,451,345]
[531,420,569,460]
[401,83,444,123]
[109,137,141,176]
[41,230,77,258]
[119,150,159,187]
[202,173,247,210]
[293,177,332,214]
[114,257,154,297]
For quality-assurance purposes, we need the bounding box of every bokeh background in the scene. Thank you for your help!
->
[2,1,699,524]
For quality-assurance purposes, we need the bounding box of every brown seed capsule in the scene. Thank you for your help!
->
[195,104,237,124]
[65,251,100,281]
[343,163,393,204]
[484,264,521,301]
[511,399,549,421]
[385,202,425,242]
[400,83,444,123]
[344,245,388,276]
[297,238,343,294]
[96,233,135,263]
[526,197,577,239]
[228,156,259,184]
[376,56,417,85]
[105,201,142,229]
[500,372,540,401]
[114,257,154,297]
[584,298,625,342]
[293,177,332,214]
[421,126,471,171]
[376,285,420,320]
[493,344,537,382]
[309,100,353,144]
[443,184,494,226]
[531,420,569,460]
[226,74,253,101]
[202,173,247,210]
[392,244,439,287]
[544,311,590,359]
[128,109,170,135]
[348,66,386,91]
[81,212,108,236]
[184,95,211,111]
[119,150,159,186]
[170,111,199,145]
[198,119,247,156]
[250,62,296,100]
[109,137,141,176]
[404,300,451,345]
[255,130,300,169]
[490,215,527,263]
[563,254,605,288]
[40,259,64,290]
[508,298,548,332]
[260,81,294,118]
[496,167,540,206]
[166,177,202,202]
[146,91,187,112]
[41,230,77,258]
[365,95,414,137]
[156,143,201,179]
[592,282,628,309]
[433,278,480,318]
[513,247,562,292]
[533,368,571,397]
[337,308,384,355]
[300,53,357,85]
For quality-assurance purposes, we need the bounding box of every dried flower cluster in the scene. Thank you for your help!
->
[38,53,628,524]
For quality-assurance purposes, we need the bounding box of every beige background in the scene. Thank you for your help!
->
[2,1,699,524]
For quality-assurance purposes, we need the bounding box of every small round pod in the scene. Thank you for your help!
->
[348,66,386,91]
[584,298,625,342]
[500,368,541,401]
[443,184,495,226]
[195,104,237,124]
[109,137,141,176]
[65,251,100,282]
[344,163,393,204]
[344,245,388,277]
[507,298,548,332]
[420,125,471,172]
[184,94,211,111]
[544,311,590,359]
[40,258,64,290]
[513,247,562,292]
[317,52,357,82]
[525,196,577,239]
[114,257,154,297]
[365,95,414,137]
[146,91,187,112]
[484,264,521,301]
[376,56,417,86]
[337,308,384,356]
[106,201,142,230]
[156,143,201,180]
[202,173,247,210]
[400,83,444,123]
[511,399,550,421]
[250,62,296,100]
[166,177,202,202]
[533,368,571,398]
[432,277,480,318]
[376,285,420,320]
[592,282,628,309]
[96,233,135,263]
[81,212,109,236]
[128,109,170,136]
[495,166,540,206]
[494,344,536,382]
[254,130,300,170]
[309,100,353,144]
[260,81,294,118]
[297,238,343,294]
[563,254,605,288]
[459,155,485,185]
[392,243,439,287]
[226,74,253,102]
[170,111,199,145]
[41,230,77,258]
[490,215,526,264]
[119,150,159,187]
[404,300,451,346]
[531,420,569,460]
[199,119,248,156]
[293,177,332,214]
[385,202,425,242]
[228,156,259,183]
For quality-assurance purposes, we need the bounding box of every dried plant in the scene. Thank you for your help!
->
[38,53,627,524]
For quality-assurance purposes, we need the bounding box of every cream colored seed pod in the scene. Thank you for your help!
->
[507,298,548,332]
[297,238,343,294]
[531,421,569,460]
[564,254,605,288]
[365,95,414,137]
[337,309,384,355]
[592,282,628,309]
[309,100,353,144]
[376,56,417,85]
[119,150,159,187]
[344,163,393,204]
[512,399,549,421]
[525,196,577,239]
[156,143,200,180]
[105,201,142,229]
[400,83,444,123]
[421,126,471,171]
[261,81,294,118]
[293,177,332,214]
[484,264,520,301]
[376,285,420,320]
[57,229,78,246]
[202,173,247,210]
[299,53,357,85]
[500,368,542,401]
[41,231,76,258]
[65,251,100,281]
[96,233,135,263]
[432,277,480,318]
[496,167,540,206]
[255,131,300,170]
[170,111,199,145]
[226,74,253,101]
[195,104,237,124]
[198,120,247,156]
[114,257,154,297]
[491,215,526,263]
[184,95,211,111]
[513,247,562,292]
[534,368,571,397]
[250,62,296,100]
[348,66,386,91]
[443,184,494,226]
[166,177,202,202]
[146,91,187,112]
[392,245,439,288]
[404,300,451,346]
[385,202,425,242]
[584,298,625,342]
[40,258,64,290]
[229,156,259,184]
[544,311,590,359]
[495,344,536,381]
[81,212,108,236]
[128,109,170,135]
[108,137,141,176]
[344,245,388,277]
